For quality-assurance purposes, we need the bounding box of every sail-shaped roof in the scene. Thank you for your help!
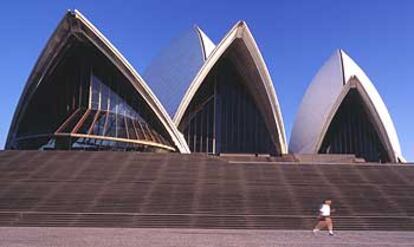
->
[6,10,190,153]
[290,49,403,162]
[143,26,215,117]
[175,21,287,154]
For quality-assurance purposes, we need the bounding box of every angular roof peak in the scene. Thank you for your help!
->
[143,26,216,118]
[174,21,287,154]
[237,20,247,27]
[290,50,403,162]
[193,25,215,60]
[6,9,190,153]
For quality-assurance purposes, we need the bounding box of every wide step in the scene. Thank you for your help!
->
[0,150,413,230]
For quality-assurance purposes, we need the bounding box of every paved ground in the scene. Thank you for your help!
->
[0,227,413,247]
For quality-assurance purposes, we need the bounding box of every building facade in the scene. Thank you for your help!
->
[6,10,190,153]
[6,10,405,162]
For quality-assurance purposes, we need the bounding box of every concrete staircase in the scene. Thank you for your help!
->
[0,151,413,230]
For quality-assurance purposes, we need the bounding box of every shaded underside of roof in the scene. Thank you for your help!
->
[174,21,287,154]
[289,50,403,162]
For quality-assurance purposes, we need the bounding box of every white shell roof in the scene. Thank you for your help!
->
[143,26,215,117]
[174,21,287,154]
[6,10,190,153]
[289,49,403,162]
[197,27,215,59]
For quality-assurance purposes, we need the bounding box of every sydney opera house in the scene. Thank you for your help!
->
[2,9,414,234]
[5,10,404,163]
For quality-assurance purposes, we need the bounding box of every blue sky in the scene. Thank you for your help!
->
[1,0,413,161]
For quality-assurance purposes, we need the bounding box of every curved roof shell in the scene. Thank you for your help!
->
[290,50,403,162]
[174,21,287,154]
[6,10,190,153]
[143,26,215,117]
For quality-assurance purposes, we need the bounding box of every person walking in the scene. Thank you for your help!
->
[313,199,335,236]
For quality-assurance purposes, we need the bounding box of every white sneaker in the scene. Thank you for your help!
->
[312,229,319,234]
[329,232,334,236]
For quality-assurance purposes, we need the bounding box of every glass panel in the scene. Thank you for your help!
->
[76,110,97,134]
[91,75,100,109]
[56,109,86,133]
[90,111,107,136]
[142,123,155,142]
[135,121,145,140]
[11,40,174,151]
[116,115,127,139]
[101,81,109,111]
[104,112,117,137]
[126,118,137,140]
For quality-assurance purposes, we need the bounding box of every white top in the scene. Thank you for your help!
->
[143,26,215,117]
[320,204,331,217]
[289,49,404,163]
